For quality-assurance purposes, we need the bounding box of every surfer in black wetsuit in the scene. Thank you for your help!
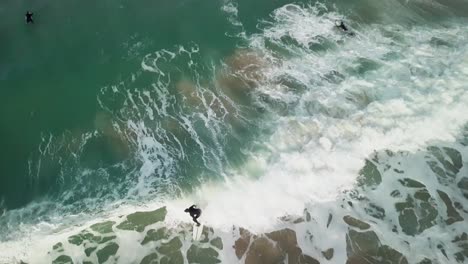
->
[335,20,355,36]
[336,20,348,31]
[184,205,201,226]
[25,11,34,24]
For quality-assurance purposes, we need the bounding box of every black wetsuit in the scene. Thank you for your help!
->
[25,12,34,24]
[337,21,348,31]
[336,21,355,36]
[184,205,201,226]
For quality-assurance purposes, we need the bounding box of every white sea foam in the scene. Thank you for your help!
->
[176,3,468,233]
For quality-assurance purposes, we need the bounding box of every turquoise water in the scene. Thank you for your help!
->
[0,0,243,210]
[1,0,468,263]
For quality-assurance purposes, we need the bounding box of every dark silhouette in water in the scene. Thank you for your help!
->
[335,20,355,36]
[336,20,348,31]
[25,11,34,24]
[184,205,201,226]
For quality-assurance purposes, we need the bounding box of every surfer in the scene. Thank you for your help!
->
[335,20,355,36]
[336,20,348,31]
[184,205,201,226]
[25,11,34,24]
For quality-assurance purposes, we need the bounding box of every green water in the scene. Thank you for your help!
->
[1,0,325,212]
[0,0,244,209]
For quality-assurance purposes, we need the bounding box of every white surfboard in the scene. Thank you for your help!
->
[192,223,204,241]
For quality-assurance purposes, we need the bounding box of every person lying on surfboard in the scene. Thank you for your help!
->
[184,205,201,226]
[25,11,34,24]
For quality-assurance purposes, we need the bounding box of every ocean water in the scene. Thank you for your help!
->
[1,0,468,263]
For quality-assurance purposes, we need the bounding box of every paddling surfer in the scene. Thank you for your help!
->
[25,11,34,24]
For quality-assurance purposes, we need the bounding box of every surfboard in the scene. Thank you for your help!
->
[192,223,204,241]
